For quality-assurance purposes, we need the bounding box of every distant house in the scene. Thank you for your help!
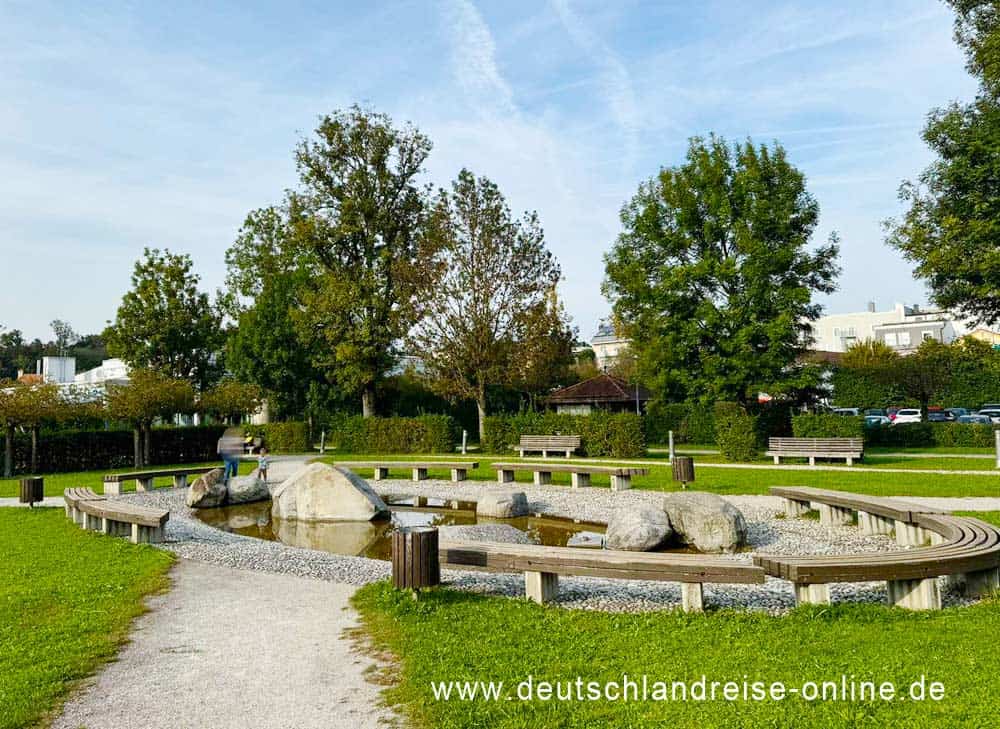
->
[545,373,650,415]
[590,322,631,371]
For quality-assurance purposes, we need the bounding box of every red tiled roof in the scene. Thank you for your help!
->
[545,373,651,404]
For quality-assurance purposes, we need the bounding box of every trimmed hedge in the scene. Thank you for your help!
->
[930,422,999,448]
[713,403,758,462]
[643,402,716,445]
[865,423,935,448]
[791,415,865,439]
[325,415,458,454]
[9,425,227,475]
[247,422,310,453]
[482,412,645,458]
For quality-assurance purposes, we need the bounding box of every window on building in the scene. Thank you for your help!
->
[898,331,911,346]
[922,331,935,342]
[884,333,897,346]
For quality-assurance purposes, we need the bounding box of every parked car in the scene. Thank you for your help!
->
[864,408,888,417]
[958,414,993,424]
[832,407,861,416]
[927,411,955,422]
[891,408,922,424]
[976,408,1000,424]
[865,415,891,428]
[945,407,969,418]
[981,403,1000,411]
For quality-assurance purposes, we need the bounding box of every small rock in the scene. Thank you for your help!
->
[187,468,227,508]
[476,490,529,518]
[605,505,672,551]
[227,475,270,505]
[439,524,538,544]
[663,491,747,553]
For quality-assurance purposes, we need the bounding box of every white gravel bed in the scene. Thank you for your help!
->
[116,479,975,615]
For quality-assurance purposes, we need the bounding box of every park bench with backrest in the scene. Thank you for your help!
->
[766,437,864,465]
[493,462,649,491]
[515,435,581,458]
[64,487,169,544]
[103,466,217,495]
[338,461,480,483]
[439,538,765,612]
[757,486,1000,610]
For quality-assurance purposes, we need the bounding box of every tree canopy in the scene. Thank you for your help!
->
[603,135,840,406]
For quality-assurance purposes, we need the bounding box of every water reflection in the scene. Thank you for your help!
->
[193,496,606,561]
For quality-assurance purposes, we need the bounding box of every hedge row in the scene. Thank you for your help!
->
[325,415,458,454]
[642,403,717,444]
[791,415,999,448]
[7,425,227,475]
[482,412,645,458]
[791,415,865,438]
[247,422,310,453]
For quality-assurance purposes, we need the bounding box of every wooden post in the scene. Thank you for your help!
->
[392,527,440,591]
[19,477,44,507]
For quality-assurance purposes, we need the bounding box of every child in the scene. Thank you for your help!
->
[257,447,270,483]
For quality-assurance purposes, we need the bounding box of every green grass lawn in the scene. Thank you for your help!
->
[321,454,1000,498]
[0,508,174,729]
[353,582,1000,728]
[0,460,255,498]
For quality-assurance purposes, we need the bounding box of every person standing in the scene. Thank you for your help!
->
[217,427,243,483]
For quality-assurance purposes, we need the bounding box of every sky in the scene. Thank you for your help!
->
[0,0,979,343]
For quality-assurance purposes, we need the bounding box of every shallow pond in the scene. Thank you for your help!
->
[193,494,606,560]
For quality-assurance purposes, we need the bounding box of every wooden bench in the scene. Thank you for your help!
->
[758,487,1000,610]
[338,461,480,483]
[493,462,649,491]
[103,466,217,495]
[516,435,581,458]
[63,486,106,525]
[766,437,864,465]
[64,488,169,544]
[439,539,765,612]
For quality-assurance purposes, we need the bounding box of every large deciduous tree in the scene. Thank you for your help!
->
[414,170,569,438]
[886,1,1000,323]
[286,106,436,417]
[105,369,195,467]
[603,136,840,406]
[104,248,223,389]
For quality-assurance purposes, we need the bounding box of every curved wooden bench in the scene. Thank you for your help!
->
[63,487,106,525]
[77,498,169,544]
[103,466,217,495]
[493,462,649,491]
[338,461,480,482]
[758,487,1000,610]
[440,539,764,612]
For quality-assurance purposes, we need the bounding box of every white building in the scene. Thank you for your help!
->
[74,358,130,386]
[590,322,631,371]
[809,302,971,355]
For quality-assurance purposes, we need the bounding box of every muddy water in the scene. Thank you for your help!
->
[194,494,606,560]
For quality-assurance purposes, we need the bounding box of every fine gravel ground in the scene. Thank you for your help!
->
[113,472,978,615]
[51,559,398,729]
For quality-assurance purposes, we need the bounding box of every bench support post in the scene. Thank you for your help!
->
[524,571,559,604]
[103,480,122,496]
[858,511,892,536]
[680,583,704,613]
[784,498,810,518]
[173,474,188,489]
[533,471,552,486]
[895,522,929,547]
[961,567,1000,597]
[887,577,940,610]
[372,467,388,481]
[450,468,467,482]
[412,467,428,482]
[818,505,852,527]
[794,583,830,606]
[571,472,591,488]
[136,477,155,492]
[497,469,515,484]
[610,475,631,492]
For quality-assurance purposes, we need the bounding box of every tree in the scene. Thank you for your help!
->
[200,380,264,424]
[886,2,1000,323]
[603,135,840,406]
[50,320,79,356]
[0,382,63,476]
[105,369,195,467]
[413,170,566,438]
[883,340,954,421]
[104,248,223,389]
[285,106,436,417]
[831,340,902,409]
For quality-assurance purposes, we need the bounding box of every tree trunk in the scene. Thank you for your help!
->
[477,384,487,442]
[143,423,152,466]
[133,427,142,468]
[3,425,13,478]
[362,385,376,418]
[30,426,38,474]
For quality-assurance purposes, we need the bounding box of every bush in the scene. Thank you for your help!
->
[325,415,457,454]
[791,415,865,438]
[930,422,998,448]
[712,402,759,462]
[642,402,715,444]
[866,422,935,448]
[482,412,645,458]
[247,422,310,453]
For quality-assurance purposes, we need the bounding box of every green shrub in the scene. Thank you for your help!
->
[866,422,935,448]
[713,402,759,462]
[791,415,865,438]
[931,422,998,448]
[482,412,645,458]
[325,415,457,454]
[247,422,310,453]
[643,402,716,444]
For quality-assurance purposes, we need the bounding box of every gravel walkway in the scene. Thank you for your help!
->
[52,559,396,729]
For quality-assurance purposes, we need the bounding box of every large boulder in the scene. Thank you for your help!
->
[476,490,529,519]
[662,492,747,553]
[604,505,673,551]
[227,474,270,505]
[187,468,227,508]
[271,463,389,522]
[440,524,538,545]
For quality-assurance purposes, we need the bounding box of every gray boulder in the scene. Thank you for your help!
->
[227,474,270,505]
[604,505,673,551]
[439,524,538,545]
[662,492,747,553]
[271,463,389,522]
[186,468,227,508]
[476,490,529,518]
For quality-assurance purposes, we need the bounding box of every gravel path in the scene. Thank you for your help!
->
[52,559,397,729]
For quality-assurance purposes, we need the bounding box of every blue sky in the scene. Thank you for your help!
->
[0,0,978,342]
